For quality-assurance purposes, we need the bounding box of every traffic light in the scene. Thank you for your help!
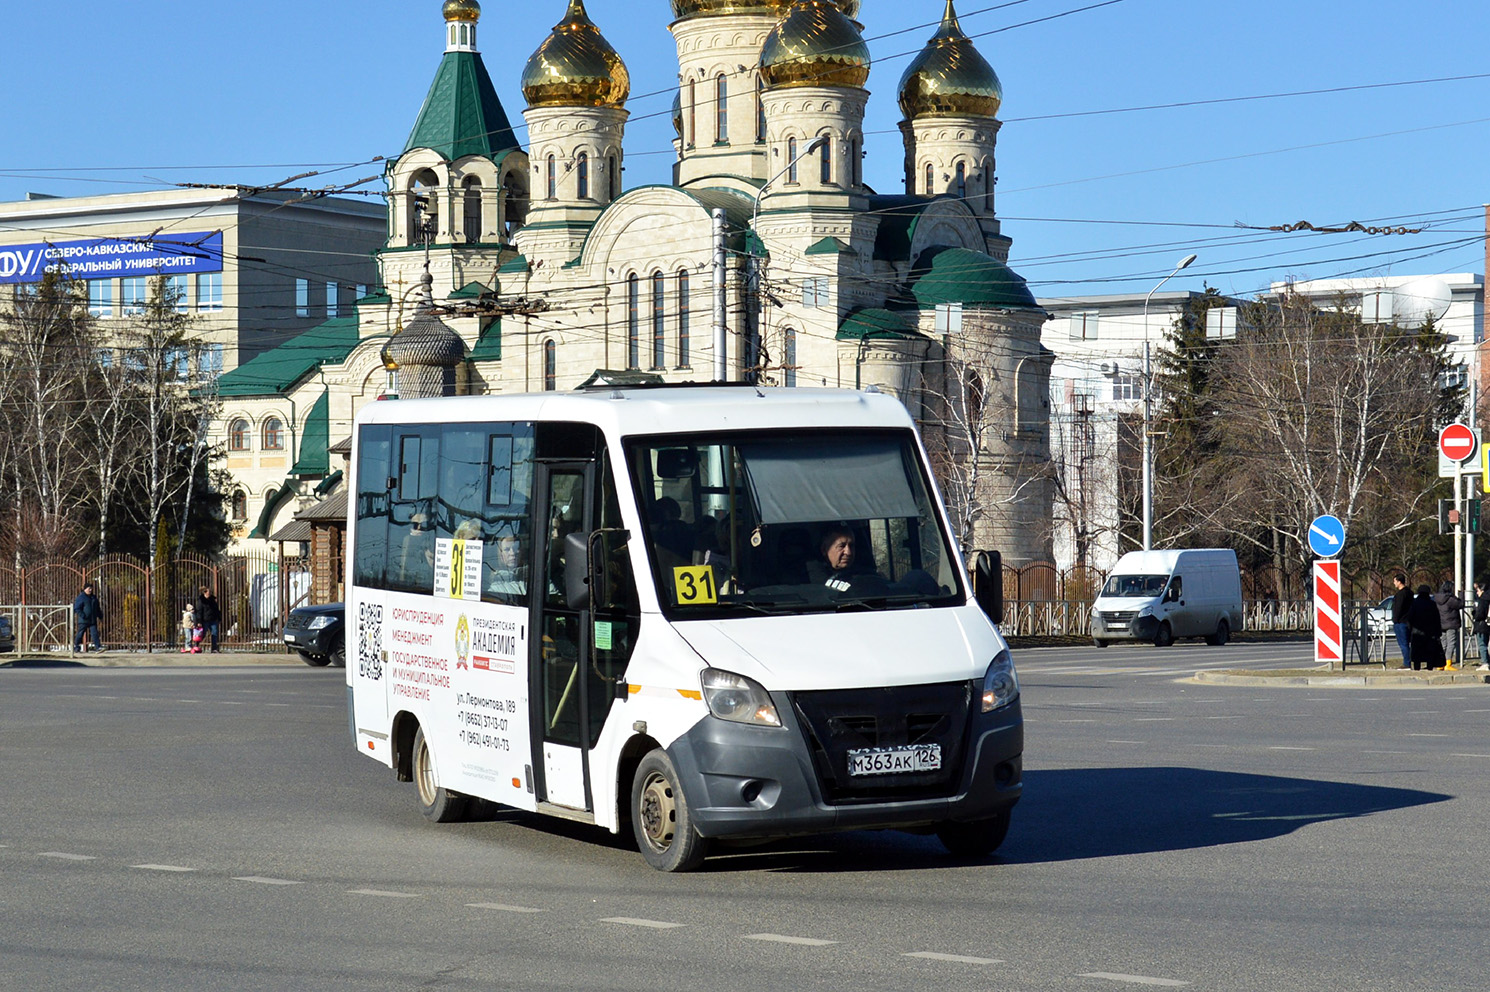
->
[1440,499,1456,534]
[1438,499,1480,534]
[1470,499,1482,535]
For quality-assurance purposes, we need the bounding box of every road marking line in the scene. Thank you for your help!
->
[1362,750,1407,754]
[1268,746,1315,750]
[132,864,195,872]
[744,933,837,946]
[1106,740,1145,745]
[1205,715,1245,720]
[601,917,685,929]
[37,852,95,861]
[1192,743,1229,748]
[468,902,542,913]
[1407,733,1449,738]
[903,951,1003,965]
[349,889,420,898]
[1056,719,1096,723]
[1464,709,1490,713]
[1133,718,1174,722]
[1079,972,1190,986]
[234,876,303,885]
[1449,753,1490,758]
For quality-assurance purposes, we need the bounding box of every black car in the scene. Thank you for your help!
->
[0,613,13,653]
[283,602,345,667]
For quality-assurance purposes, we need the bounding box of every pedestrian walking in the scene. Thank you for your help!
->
[1390,573,1414,669]
[1474,577,1490,672]
[72,581,103,652]
[1408,584,1444,671]
[193,585,222,653]
[1435,580,1463,670]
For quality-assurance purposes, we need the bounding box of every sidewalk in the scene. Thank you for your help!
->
[1193,666,1490,688]
[2,648,305,668]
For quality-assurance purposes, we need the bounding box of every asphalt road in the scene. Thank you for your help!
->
[1,640,1485,991]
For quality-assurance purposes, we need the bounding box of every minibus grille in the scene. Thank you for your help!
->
[1101,610,1136,624]
[789,681,972,804]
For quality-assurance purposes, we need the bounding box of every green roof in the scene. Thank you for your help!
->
[404,51,519,161]
[290,391,330,477]
[248,482,297,541]
[908,246,1039,311]
[806,236,857,256]
[869,195,933,262]
[469,318,502,361]
[217,317,361,397]
[837,308,921,341]
[498,254,530,274]
[449,281,492,299]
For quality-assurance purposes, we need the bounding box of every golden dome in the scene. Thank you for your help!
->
[443,0,481,22]
[521,0,630,109]
[671,0,859,19]
[898,0,1002,119]
[759,0,870,90]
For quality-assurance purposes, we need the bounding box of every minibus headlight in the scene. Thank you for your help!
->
[700,669,782,728]
[981,649,1019,712]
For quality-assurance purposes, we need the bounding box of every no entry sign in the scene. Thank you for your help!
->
[1440,423,1477,463]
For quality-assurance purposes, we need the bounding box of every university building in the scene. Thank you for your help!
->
[219,0,1056,568]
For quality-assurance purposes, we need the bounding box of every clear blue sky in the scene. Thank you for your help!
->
[3,0,1487,300]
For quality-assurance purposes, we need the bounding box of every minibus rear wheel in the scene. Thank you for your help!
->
[631,751,707,872]
[413,726,469,823]
[936,811,1011,858]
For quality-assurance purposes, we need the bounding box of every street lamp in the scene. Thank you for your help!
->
[1140,252,1197,551]
[744,135,827,381]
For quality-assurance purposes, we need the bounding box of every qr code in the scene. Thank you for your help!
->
[358,602,383,680]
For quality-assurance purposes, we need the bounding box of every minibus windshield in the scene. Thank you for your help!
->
[1102,574,1169,597]
[628,429,963,616]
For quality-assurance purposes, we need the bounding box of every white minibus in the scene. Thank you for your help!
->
[1090,549,1243,647]
[346,385,1022,870]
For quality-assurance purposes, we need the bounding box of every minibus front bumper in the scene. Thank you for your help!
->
[1091,612,1159,641]
[667,694,1023,840]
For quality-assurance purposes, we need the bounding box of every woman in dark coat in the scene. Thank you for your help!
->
[1407,584,1445,671]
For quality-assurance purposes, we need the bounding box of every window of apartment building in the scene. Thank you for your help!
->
[200,344,224,377]
[1440,364,1469,392]
[122,276,148,315]
[230,491,248,521]
[89,279,113,318]
[196,272,222,312]
[355,283,367,302]
[1112,374,1140,402]
[164,274,189,313]
[1069,312,1098,341]
[228,418,250,451]
[262,417,284,450]
[326,282,339,318]
[676,269,690,368]
[295,279,309,318]
[801,276,829,308]
[165,346,190,380]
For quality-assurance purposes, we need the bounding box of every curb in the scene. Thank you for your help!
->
[3,652,305,669]
[1192,668,1490,688]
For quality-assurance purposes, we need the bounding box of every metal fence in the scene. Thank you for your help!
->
[0,551,309,654]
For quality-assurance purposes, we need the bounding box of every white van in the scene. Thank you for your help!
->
[345,386,1022,871]
[1090,549,1243,647]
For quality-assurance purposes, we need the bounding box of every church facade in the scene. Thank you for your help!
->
[218,0,1054,564]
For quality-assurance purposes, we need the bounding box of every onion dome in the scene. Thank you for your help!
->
[385,269,466,372]
[521,0,630,109]
[443,0,481,21]
[671,90,684,137]
[898,0,1002,119]
[759,0,870,90]
[671,0,859,19]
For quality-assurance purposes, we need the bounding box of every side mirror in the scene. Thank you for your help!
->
[971,550,1003,624]
[563,531,591,611]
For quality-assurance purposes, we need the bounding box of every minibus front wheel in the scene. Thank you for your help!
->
[936,810,1011,858]
[631,750,707,872]
[413,726,469,823]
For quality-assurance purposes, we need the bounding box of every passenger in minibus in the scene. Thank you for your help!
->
[398,512,437,590]
[489,533,527,602]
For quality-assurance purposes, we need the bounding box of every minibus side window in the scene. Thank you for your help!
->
[354,426,392,589]
[590,450,638,743]
[482,426,535,606]
[391,432,441,594]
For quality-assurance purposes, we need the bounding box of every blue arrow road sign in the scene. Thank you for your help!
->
[1308,514,1346,558]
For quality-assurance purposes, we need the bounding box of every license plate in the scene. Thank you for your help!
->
[282,634,295,643]
[847,744,941,776]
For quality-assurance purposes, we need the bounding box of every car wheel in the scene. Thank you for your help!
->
[1154,622,1174,647]
[413,726,469,823]
[631,750,707,872]
[936,810,1011,858]
[1092,637,1109,648]
[298,650,330,667]
[1207,620,1230,646]
[329,636,346,668]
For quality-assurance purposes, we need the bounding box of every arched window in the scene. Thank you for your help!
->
[819,136,832,184]
[964,367,985,427]
[983,156,994,210]
[608,155,617,199]
[715,74,728,143]
[409,169,438,244]
[230,490,248,521]
[462,176,481,243]
[688,80,697,146]
[262,417,284,451]
[228,418,249,451]
[955,161,966,199]
[850,137,861,186]
[546,155,556,200]
[756,77,766,142]
[652,272,666,369]
[626,274,640,369]
[543,339,556,391]
[924,162,934,195]
[787,137,798,183]
[677,270,690,368]
[576,152,589,199]
[784,327,797,387]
